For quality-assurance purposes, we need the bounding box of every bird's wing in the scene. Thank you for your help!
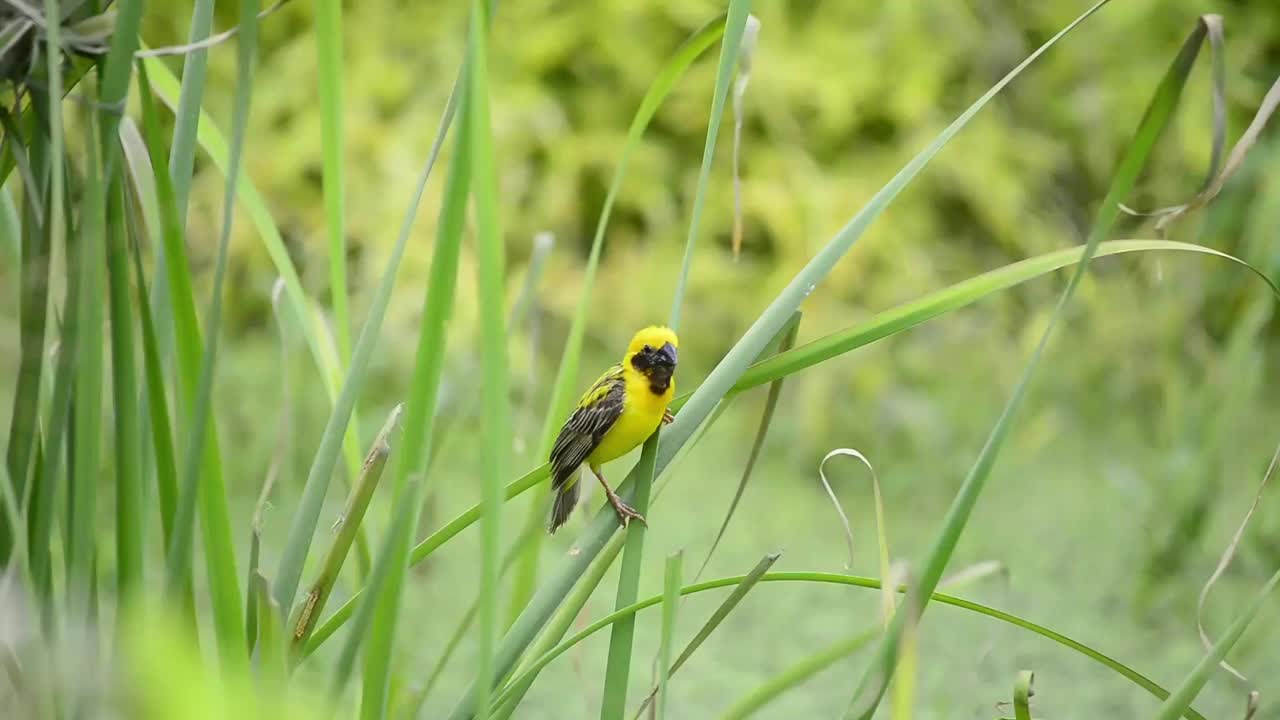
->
[550,366,626,488]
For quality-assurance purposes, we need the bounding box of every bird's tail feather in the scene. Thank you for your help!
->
[548,474,580,534]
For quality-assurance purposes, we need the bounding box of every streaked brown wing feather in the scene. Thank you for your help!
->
[550,368,625,488]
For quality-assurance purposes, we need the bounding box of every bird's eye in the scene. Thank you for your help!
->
[642,344,652,353]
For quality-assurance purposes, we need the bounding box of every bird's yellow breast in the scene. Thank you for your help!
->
[587,366,673,467]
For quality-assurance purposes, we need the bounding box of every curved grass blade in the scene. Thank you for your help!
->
[846,14,1240,716]
[1153,567,1280,720]
[508,12,733,623]
[453,6,1113,717]
[1195,441,1279,682]
[630,553,781,719]
[1013,671,1035,720]
[602,5,756,716]
[490,571,1199,719]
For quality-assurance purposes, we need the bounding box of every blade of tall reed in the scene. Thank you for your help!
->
[844,16,1220,717]
[138,59,244,664]
[600,6,754,716]
[141,0,216,401]
[464,1,511,716]
[302,238,1274,661]
[168,0,217,219]
[3,131,49,567]
[332,55,473,717]
[449,6,1111,719]
[92,0,147,611]
[507,14,731,620]
[655,552,683,720]
[107,181,144,600]
[1152,567,1280,720]
[289,404,402,653]
[315,0,350,363]
[0,185,18,264]
[67,106,106,616]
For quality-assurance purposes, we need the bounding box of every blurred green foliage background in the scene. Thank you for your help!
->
[6,1,1279,716]
[139,0,1280,487]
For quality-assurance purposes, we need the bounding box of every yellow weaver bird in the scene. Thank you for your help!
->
[548,326,679,533]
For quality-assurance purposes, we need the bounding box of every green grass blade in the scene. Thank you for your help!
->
[1012,671,1035,720]
[465,1,511,716]
[1152,567,1280,720]
[601,7,753,715]
[107,179,145,601]
[315,0,351,364]
[845,16,1219,717]
[338,58,473,718]
[0,183,18,264]
[455,6,1110,717]
[68,108,106,612]
[290,404,402,653]
[667,1,752,331]
[598,435,659,720]
[508,12,731,623]
[3,133,50,566]
[655,551,683,720]
[168,0,217,220]
[733,240,1278,393]
[253,573,288,689]
[126,208,180,550]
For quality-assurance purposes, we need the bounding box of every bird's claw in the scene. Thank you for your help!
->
[661,409,675,425]
[610,498,647,528]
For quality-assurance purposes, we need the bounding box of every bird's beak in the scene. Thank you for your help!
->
[657,342,678,367]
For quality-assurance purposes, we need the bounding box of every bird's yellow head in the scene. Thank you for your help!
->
[625,326,679,394]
